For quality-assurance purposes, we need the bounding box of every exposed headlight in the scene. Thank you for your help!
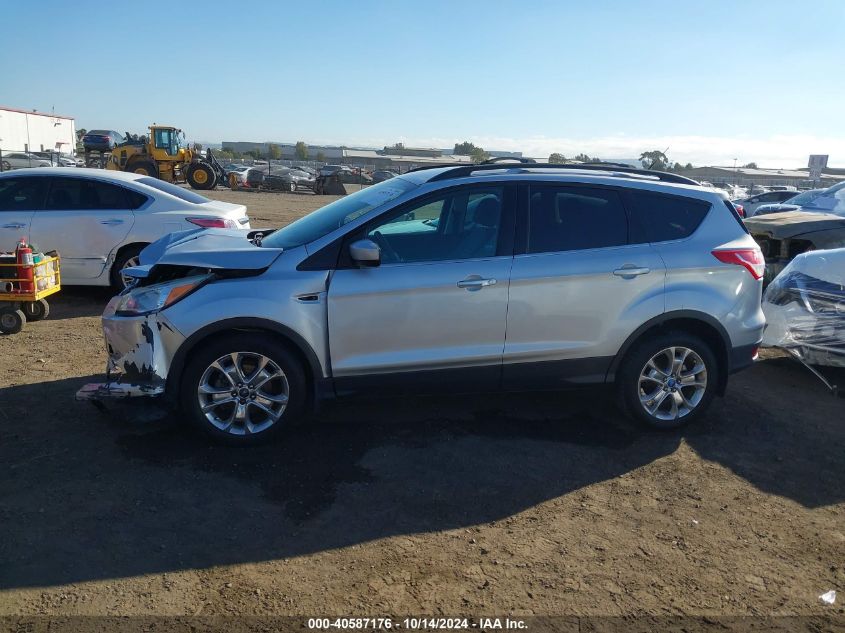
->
[115,274,211,316]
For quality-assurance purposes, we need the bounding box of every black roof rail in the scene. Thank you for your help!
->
[579,161,638,169]
[405,162,465,174]
[423,162,700,186]
[405,156,536,175]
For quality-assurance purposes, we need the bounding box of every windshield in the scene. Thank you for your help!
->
[802,181,845,216]
[261,177,418,249]
[137,177,211,204]
[784,189,824,206]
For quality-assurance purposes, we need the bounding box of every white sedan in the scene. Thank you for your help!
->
[1,152,52,170]
[0,168,250,288]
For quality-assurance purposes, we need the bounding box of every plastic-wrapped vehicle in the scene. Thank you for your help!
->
[762,248,845,368]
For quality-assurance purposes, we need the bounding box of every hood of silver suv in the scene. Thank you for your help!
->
[139,228,283,270]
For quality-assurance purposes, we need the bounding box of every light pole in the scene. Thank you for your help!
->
[733,157,738,186]
[25,112,32,164]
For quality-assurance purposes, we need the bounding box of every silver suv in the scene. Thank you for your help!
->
[78,162,766,444]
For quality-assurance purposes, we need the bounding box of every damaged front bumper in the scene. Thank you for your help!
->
[76,295,185,401]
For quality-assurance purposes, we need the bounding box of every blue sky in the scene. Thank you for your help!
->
[1,0,843,166]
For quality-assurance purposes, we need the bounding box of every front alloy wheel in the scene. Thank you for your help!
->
[198,352,290,436]
[181,334,306,444]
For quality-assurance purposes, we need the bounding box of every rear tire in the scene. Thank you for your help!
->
[127,160,159,178]
[0,308,25,334]
[110,244,146,290]
[22,299,49,322]
[186,162,217,190]
[616,331,718,430]
[1,160,10,171]
[180,333,307,445]
[288,181,296,193]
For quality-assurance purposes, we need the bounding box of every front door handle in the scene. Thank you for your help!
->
[100,218,124,225]
[613,265,650,278]
[1,223,26,229]
[457,276,497,291]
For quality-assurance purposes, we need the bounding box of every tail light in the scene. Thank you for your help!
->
[712,248,765,280]
[186,217,237,229]
[734,204,745,218]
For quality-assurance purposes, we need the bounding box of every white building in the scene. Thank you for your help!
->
[0,106,77,155]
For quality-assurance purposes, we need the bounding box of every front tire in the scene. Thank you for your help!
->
[616,332,718,430]
[186,162,217,190]
[180,334,307,445]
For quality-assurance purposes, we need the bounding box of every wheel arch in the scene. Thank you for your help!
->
[108,241,149,272]
[112,241,149,261]
[607,310,731,395]
[165,317,327,408]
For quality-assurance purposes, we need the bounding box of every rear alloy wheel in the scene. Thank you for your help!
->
[1,160,10,171]
[181,334,306,445]
[288,181,296,193]
[617,332,718,430]
[186,162,217,190]
[110,245,146,290]
[0,308,25,334]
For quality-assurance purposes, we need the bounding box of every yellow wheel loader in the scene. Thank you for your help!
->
[106,125,225,190]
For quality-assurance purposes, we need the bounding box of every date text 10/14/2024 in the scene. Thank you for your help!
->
[307,618,528,630]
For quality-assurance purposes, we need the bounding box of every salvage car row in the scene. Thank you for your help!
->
[224,163,397,192]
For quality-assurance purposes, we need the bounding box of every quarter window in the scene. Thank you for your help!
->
[124,188,149,209]
[627,191,710,243]
[527,186,628,253]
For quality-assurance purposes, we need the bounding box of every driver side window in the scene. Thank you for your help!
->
[366,186,505,264]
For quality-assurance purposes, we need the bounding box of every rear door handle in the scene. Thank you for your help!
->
[100,218,124,225]
[457,276,497,291]
[1,223,26,229]
[613,265,650,278]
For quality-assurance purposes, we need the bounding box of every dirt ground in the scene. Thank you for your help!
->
[1,188,843,623]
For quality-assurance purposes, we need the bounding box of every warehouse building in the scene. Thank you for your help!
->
[0,106,77,155]
[678,165,841,188]
[221,140,516,169]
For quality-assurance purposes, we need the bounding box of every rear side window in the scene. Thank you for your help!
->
[44,177,134,210]
[527,185,627,253]
[627,191,710,242]
[137,177,210,204]
[0,177,48,211]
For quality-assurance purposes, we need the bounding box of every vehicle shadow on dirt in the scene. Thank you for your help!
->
[0,360,842,589]
[684,356,845,509]
[45,287,114,320]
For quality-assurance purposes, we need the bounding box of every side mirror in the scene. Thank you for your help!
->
[349,239,380,267]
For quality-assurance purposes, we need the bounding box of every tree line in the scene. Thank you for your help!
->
[216,141,324,162]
